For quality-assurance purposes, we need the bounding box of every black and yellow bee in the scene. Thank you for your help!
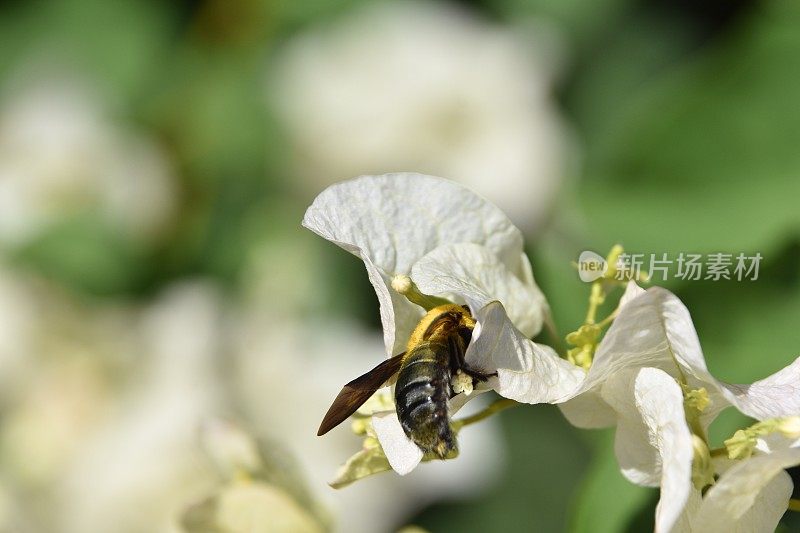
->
[318,304,492,458]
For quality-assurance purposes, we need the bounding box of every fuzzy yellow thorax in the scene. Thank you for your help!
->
[405,304,476,353]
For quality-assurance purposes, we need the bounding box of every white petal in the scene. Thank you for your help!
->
[756,433,800,454]
[600,368,693,533]
[591,287,800,423]
[690,447,800,532]
[371,411,423,475]
[720,356,800,420]
[302,173,526,274]
[465,301,584,403]
[559,285,683,429]
[411,242,547,337]
[672,488,702,533]
[558,390,617,428]
[619,280,646,307]
[570,287,732,428]
[303,173,527,354]
[448,386,491,414]
[583,288,711,392]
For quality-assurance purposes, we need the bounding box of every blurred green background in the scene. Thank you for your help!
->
[0,0,798,531]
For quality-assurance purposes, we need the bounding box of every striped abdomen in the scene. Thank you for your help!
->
[394,338,456,458]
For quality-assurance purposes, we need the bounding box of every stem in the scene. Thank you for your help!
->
[595,308,620,330]
[789,499,800,512]
[452,399,518,430]
[585,282,604,324]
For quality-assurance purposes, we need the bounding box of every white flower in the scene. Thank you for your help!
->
[559,284,800,532]
[0,268,133,494]
[606,374,799,533]
[674,436,800,532]
[0,71,175,247]
[183,419,326,533]
[0,479,10,530]
[56,282,225,533]
[560,283,800,431]
[303,173,583,474]
[0,266,39,400]
[273,0,570,233]
[193,482,323,533]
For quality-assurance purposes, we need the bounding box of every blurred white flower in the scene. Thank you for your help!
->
[0,269,135,494]
[0,479,11,531]
[200,419,264,477]
[0,71,176,247]
[180,419,326,533]
[0,251,498,533]
[1,351,114,490]
[272,0,570,233]
[55,282,225,533]
[304,173,581,474]
[190,482,323,533]
[0,266,39,399]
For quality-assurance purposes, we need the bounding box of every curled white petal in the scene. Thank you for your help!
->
[600,368,693,532]
[720,356,800,420]
[555,285,799,532]
[465,301,584,404]
[620,288,800,422]
[411,242,546,337]
[371,411,423,475]
[302,173,525,276]
[303,173,526,355]
[559,285,676,428]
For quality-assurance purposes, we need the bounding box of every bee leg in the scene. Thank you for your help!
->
[461,367,496,383]
[447,333,497,383]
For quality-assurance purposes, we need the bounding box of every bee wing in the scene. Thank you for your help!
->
[317,353,404,436]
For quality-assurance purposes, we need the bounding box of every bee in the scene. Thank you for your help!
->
[317,304,492,458]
